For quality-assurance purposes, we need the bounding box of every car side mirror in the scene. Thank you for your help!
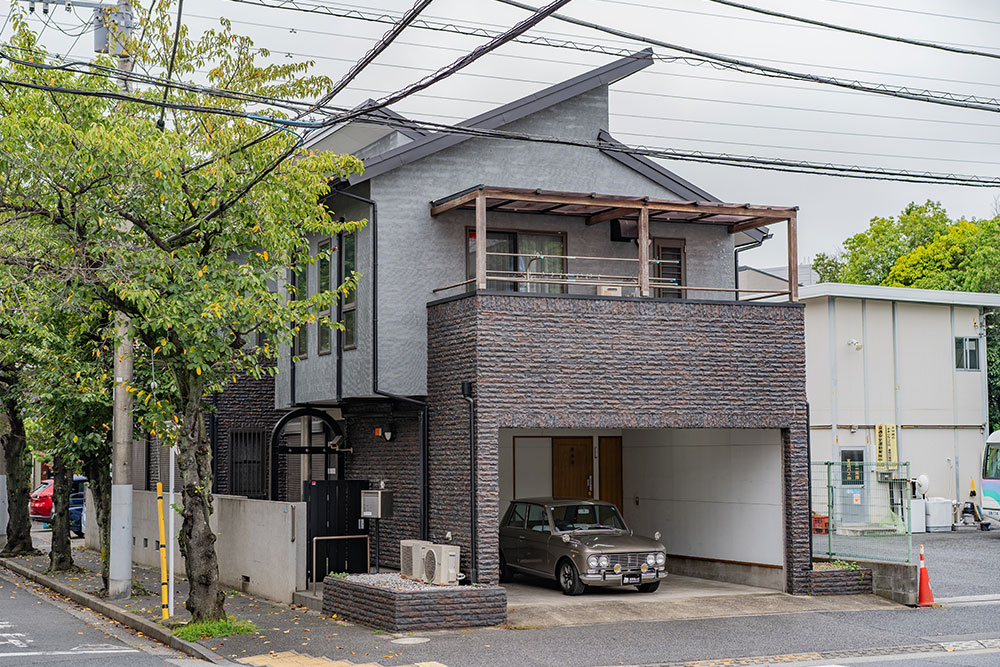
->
[561,534,571,543]
[654,531,661,541]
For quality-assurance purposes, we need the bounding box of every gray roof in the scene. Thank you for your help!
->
[344,50,657,185]
[303,100,427,150]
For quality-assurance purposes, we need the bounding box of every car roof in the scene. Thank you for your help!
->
[509,497,616,506]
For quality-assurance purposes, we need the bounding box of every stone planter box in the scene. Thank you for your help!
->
[322,576,507,631]
[809,567,874,595]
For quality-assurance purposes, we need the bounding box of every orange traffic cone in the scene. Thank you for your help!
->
[918,544,935,607]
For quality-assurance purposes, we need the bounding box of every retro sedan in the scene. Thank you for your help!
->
[499,498,666,595]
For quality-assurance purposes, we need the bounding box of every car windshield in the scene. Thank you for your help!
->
[31,482,50,495]
[550,504,627,532]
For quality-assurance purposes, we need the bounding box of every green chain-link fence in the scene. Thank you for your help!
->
[811,461,913,564]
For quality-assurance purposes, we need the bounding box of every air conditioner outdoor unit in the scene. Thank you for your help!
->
[597,285,622,297]
[422,544,461,585]
[399,539,432,579]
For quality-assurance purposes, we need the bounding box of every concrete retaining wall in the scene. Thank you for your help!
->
[323,577,507,631]
[809,568,874,595]
[86,490,306,603]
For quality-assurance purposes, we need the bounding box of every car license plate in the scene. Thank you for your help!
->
[622,573,642,585]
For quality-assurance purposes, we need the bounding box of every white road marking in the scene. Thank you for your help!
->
[0,634,30,649]
[0,648,140,658]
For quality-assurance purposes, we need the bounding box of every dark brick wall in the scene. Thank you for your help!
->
[427,292,810,593]
[341,401,422,570]
[212,369,284,497]
[323,577,506,630]
[810,568,874,595]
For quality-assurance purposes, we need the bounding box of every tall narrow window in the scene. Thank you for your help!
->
[342,231,357,350]
[318,239,332,355]
[293,265,308,358]
[653,238,685,299]
[955,337,980,370]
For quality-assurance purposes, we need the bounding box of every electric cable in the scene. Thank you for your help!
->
[702,0,1000,61]
[817,0,1000,26]
[156,0,184,131]
[496,0,1000,114]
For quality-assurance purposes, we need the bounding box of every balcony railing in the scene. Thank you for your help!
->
[429,185,799,302]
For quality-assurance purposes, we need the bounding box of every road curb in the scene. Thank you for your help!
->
[0,556,224,664]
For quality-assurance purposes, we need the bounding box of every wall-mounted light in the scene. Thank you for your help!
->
[374,425,394,442]
[847,339,863,351]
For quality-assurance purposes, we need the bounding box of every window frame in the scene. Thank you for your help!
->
[506,502,528,529]
[341,230,357,351]
[292,265,309,359]
[317,238,333,356]
[652,237,686,299]
[955,336,981,371]
[464,226,568,294]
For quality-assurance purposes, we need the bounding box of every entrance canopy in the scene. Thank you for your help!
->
[430,185,799,300]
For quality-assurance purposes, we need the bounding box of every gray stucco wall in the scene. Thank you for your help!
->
[279,87,737,404]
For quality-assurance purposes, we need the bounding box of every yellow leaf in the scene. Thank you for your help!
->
[196,367,201,375]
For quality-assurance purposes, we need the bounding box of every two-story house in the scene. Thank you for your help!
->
[213,51,811,595]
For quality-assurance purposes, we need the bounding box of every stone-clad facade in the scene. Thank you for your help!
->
[426,292,811,593]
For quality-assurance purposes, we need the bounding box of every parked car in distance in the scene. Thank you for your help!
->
[29,476,87,523]
[68,492,85,538]
[499,497,667,595]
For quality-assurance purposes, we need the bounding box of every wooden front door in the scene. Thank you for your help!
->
[552,437,593,499]
[599,436,623,511]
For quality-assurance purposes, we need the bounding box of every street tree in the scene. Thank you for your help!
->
[0,5,363,620]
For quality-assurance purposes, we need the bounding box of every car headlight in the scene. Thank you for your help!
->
[646,553,656,566]
[656,552,666,566]
[587,555,599,569]
[598,555,610,568]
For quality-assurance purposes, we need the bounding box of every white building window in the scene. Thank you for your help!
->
[955,337,980,371]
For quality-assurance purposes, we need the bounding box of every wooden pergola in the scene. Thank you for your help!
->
[430,185,799,301]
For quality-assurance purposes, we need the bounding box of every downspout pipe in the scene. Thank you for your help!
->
[462,381,478,584]
[337,188,430,542]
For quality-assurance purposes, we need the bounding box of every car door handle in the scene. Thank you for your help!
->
[518,535,526,540]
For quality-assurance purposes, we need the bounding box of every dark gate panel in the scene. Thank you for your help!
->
[305,480,370,583]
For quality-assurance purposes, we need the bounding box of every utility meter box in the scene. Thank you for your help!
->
[361,490,393,520]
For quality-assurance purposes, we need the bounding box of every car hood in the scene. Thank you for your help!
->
[566,531,664,552]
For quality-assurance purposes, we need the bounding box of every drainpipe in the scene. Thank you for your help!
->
[336,188,430,542]
[733,233,771,301]
[462,381,478,584]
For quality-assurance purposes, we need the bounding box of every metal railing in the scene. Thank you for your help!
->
[811,461,913,564]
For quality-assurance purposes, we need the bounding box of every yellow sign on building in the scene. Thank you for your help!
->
[875,424,898,470]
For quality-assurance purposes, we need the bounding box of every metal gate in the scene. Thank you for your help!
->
[230,429,268,499]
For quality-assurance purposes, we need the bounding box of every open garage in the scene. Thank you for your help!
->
[498,428,785,592]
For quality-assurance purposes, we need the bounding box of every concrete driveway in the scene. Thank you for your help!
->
[920,528,1000,599]
[503,572,896,628]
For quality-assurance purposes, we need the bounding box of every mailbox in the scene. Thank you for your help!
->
[361,490,393,520]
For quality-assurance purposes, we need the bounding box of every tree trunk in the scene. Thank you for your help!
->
[83,452,112,592]
[1,394,34,556]
[176,374,225,622]
[48,455,73,572]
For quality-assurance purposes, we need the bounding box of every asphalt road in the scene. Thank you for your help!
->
[0,569,202,666]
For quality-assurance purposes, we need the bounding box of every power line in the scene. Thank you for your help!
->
[702,0,1000,61]
[496,0,1000,114]
[156,0,185,131]
[237,0,1000,114]
[817,0,1000,26]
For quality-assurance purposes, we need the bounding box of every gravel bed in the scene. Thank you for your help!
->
[343,573,443,591]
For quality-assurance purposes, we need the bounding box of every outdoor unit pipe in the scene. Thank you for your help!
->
[337,188,430,542]
[733,233,770,302]
[462,381,478,584]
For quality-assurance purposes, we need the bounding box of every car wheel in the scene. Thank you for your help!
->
[499,554,514,583]
[557,559,586,596]
[637,581,660,593]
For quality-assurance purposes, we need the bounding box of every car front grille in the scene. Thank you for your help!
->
[606,553,654,569]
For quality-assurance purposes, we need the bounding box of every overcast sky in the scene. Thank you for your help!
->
[13,0,1000,269]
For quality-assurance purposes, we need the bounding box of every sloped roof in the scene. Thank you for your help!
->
[343,49,656,185]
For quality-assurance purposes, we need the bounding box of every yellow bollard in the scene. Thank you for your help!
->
[156,482,168,620]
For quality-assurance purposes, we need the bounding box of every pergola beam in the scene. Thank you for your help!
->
[587,207,634,225]
[430,187,482,216]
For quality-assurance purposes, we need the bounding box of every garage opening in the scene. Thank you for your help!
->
[498,428,785,594]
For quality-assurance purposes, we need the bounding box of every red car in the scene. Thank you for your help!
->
[29,477,87,522]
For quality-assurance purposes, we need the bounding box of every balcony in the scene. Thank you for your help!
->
[429,185,799,302]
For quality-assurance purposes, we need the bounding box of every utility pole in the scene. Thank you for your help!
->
[0,444,7,551]
[19,0,135,598]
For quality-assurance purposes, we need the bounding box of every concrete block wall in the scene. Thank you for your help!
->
[427,292,811,592]
[88,491,306,603]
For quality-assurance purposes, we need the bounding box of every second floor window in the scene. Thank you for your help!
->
[466,229,566,294]
[293,265,308,358]
[342,231,357,350]
[956,337,980,370]
[318,239,332,355]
